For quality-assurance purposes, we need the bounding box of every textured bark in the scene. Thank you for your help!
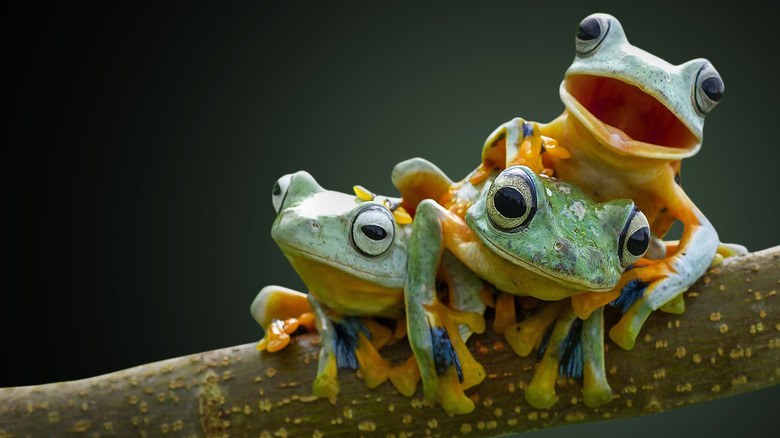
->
[1,247,778,438]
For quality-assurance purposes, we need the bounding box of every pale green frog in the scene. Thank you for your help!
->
[251,170,486,400]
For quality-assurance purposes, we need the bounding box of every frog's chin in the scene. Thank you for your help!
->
[479,234,613,293]
[560,76,701,160]
[275,242,405,286]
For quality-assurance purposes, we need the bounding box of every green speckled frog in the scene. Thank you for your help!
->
[394,156,650,413]
[251,171,487,400]
[477,13,744,351]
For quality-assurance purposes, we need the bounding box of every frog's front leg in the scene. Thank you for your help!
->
[406,199,486,414]
[251,285,315,352]
[525,305,612,409]
[477,118,569,184]
[610,184,719,350]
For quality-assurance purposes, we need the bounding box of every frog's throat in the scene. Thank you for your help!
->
[559,78,700,160]
[275,242,405,285]
[477,234,612,293]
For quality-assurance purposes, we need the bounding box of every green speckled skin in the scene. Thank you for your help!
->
[467,167,635,291]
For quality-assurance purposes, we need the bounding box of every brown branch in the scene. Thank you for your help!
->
[1,247,778,438]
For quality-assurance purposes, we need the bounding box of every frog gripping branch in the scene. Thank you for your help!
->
[481,13,732,350]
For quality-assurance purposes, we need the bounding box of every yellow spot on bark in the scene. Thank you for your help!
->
[312,431,323,438]
[508,382,516,393]
[731,376,748,386]
[358,421,377,431]
[711,384,721,393]
[460,423,472,434]
[266,367,278,378]
[719,324,729,334]
[609,366,617,375]
[508,418,518,426]
[644,334,652,343]
[709,313,721,321]
[675,347,687,358]
[486,420,498,429]
[70,421,91,432]
[482,397,493,407]
[626,399,633,407]
[274,427,288,437]
[128,395,138,405]
[566,412,586,421]
[48,411,60,423]
[676,383,693,393]
[402,415,412,424]
[388,403,395,413]
[693,354,702,363]
[493,408,503,417]
[652,368,666,380]
[139,401,148,413]
[654,340,668,349]
[160,423,170,434]
[527,412,539,421]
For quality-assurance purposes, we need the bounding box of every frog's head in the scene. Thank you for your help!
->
[270,171,408,292]
[560,13,723,160]
[467,166,650,291]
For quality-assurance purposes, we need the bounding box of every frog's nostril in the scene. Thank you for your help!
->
[309,220,321,232]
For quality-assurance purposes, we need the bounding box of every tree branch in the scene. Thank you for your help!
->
[1,247,778,438]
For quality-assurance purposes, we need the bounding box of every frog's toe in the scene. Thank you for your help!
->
[256,318,298,353]
[659,294,685,314]
[355,331,391,388]
[389,356,421,397]
[436,367,475,414]
[493,292,517,335]
[505,300,568,357]
[608,279,654,350]
[526,310,582,409]
[312,353,340,400]
[581,308,613,408]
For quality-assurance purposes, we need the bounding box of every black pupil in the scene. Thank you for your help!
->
[272,182,281,196]
[361,224,387,241]
[627,226,650,256]
[577,17,601,41]
[494,187,527,219]
[701,76,723,102]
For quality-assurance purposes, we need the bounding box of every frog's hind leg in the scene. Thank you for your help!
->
[526,305,612,409]
[610,186,719,350]
[405,199,485,414]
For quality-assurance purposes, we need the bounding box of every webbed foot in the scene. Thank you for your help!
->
[505,300,568,357]
[525,306,612,409]
[251,286,315,352]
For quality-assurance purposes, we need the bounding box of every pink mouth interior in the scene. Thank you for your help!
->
[566,74,698,150]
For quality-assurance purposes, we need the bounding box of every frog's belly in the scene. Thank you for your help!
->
[285,256,405,318]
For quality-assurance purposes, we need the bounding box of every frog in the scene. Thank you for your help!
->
[478,13,742,350]
[253,170,487,401]
[394,155,650,413]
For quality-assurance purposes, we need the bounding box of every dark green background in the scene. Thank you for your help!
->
[5,1,779,437]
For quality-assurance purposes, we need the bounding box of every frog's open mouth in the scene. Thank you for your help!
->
[563,74,699,157]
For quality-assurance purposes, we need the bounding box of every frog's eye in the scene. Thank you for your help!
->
[351,205,395,257]
[486,166,538,232]
[272,174,293,214]
[694,62,724,115]
[575,14,611,55]
[618,208,650,268]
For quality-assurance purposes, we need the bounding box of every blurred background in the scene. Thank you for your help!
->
[4,1,778,437]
